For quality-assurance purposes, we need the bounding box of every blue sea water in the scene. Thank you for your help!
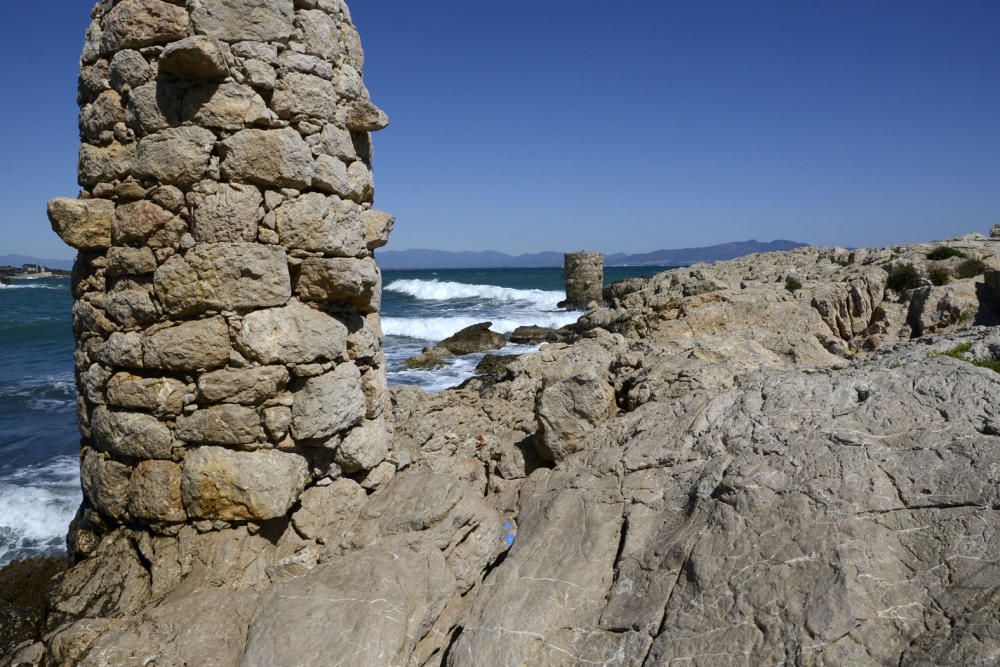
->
[0,265,668,564]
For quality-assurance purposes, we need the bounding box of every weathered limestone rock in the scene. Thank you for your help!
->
[275,191,366,256]
[78,142,133,185]
[290,363,365,441]
[126,460,185,523]
[272,72,337,120]
[91,407,176,460]
[99,0,190,54]
[181,81,271,131]
[132,127,217,187]
[159,36,229,79]
[290,478,367,542]
[334,416,388,473]
[189,0,295,42]
[561,251,604,309]
[80,450,131,520]
[176,404,262,446]
[109,50,150,91]
[106,373,187,416]
[181,447,308,521]
[362,209,394,250]
[188,182,263,243]
[220,128,314,188]
[295,257,380,312]
[237,300,348,365]
[154,243,291,316]
[536,371,617,461]
[438,322,507,355]
[106,247,157,276]
[48,198,114,251]
[142,317,231,372]
[197,366,289,405]
[111,200,180,249]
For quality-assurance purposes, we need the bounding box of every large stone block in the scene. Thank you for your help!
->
[181,447,308,521]
[100,0,190,54]
[290,363,365,441]
[294,9,347,61]
[275,192,366,257]
[91,406,176,460]
[48,198,114,251]
[238,300,348,365]
[176,404,262,446]
[197,366,289,405]
[190,0,295,42]
[111,200,181,249]
[220,128,314,189]
[142,316,231,372]
[154,243,291,316]
[127,460,186,523]
[189,182,263,243]
[334,416,387,473]
[294,257,381,312]
[133,127,217,188]
[536,371,617,462]
[106,373,187,416]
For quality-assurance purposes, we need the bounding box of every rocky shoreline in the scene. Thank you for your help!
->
[6,230,1000,664]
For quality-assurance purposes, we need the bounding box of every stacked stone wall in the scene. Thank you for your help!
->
[48,0,393,555]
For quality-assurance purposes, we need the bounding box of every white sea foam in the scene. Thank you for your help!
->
[0,284,61,290]
[0,457,81,565]
[383,312,581,342]
[386,279,566,310]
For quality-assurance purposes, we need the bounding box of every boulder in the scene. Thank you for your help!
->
[362,210,394,250]
[291,478,367,542]
[81,450,131,520]
[99,0,189,54]
[334,417,388,473]
[47,198,114,251]
[189,0,295,42]
[109,50,150,91]
[295,257,380,312]
[159,36,229,79]
[438,322,506,355]
[536,371,617,462]
[132,127,217,188]
[509,325,564,345]
[91,407,176,460]
[181,447,308,521]
[290,363,366,441]
[220,128,314,189]
[908,280,982,336]
[154,243,291,316]
[238,300,348,365]
[274,192,366,257]
[142,316,231,372]
[176,404,262,446]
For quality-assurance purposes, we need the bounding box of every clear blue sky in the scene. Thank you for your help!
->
[1,1,998,259]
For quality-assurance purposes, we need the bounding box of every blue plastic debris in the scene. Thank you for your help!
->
[501,520,516,548]
[503,534,515,547]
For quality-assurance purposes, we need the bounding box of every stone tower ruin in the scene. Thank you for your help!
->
[48,0,393,555]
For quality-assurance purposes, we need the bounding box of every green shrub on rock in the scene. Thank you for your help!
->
[929,268,951,286]
[926,246,966,261]
[956,258,987,279]
[886,265,922,292]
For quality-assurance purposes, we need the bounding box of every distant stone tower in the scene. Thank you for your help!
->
[561,252,605,309]
[48,0,393,555]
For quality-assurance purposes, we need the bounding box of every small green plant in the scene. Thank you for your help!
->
[889,362,903,370]
[926,246,966,261]
[928,268,951,286]
[944,342,973,359]
[956,258,987,279]
[886,265,922,292]
[785,277,802,292]
[928,342,1000,373]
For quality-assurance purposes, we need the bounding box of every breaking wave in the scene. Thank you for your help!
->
[0,456,81,566]
[385,279,566,310]
[383,313,581,342]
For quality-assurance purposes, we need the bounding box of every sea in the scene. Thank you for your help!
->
[0,265,667,565]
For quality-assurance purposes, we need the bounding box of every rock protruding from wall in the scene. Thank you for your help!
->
[48,0,393,555]
[561,252,604,309]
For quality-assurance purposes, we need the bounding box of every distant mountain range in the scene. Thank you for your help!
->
[2,240,808,274]
[378,240,807,270]
[0,255,74,271]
